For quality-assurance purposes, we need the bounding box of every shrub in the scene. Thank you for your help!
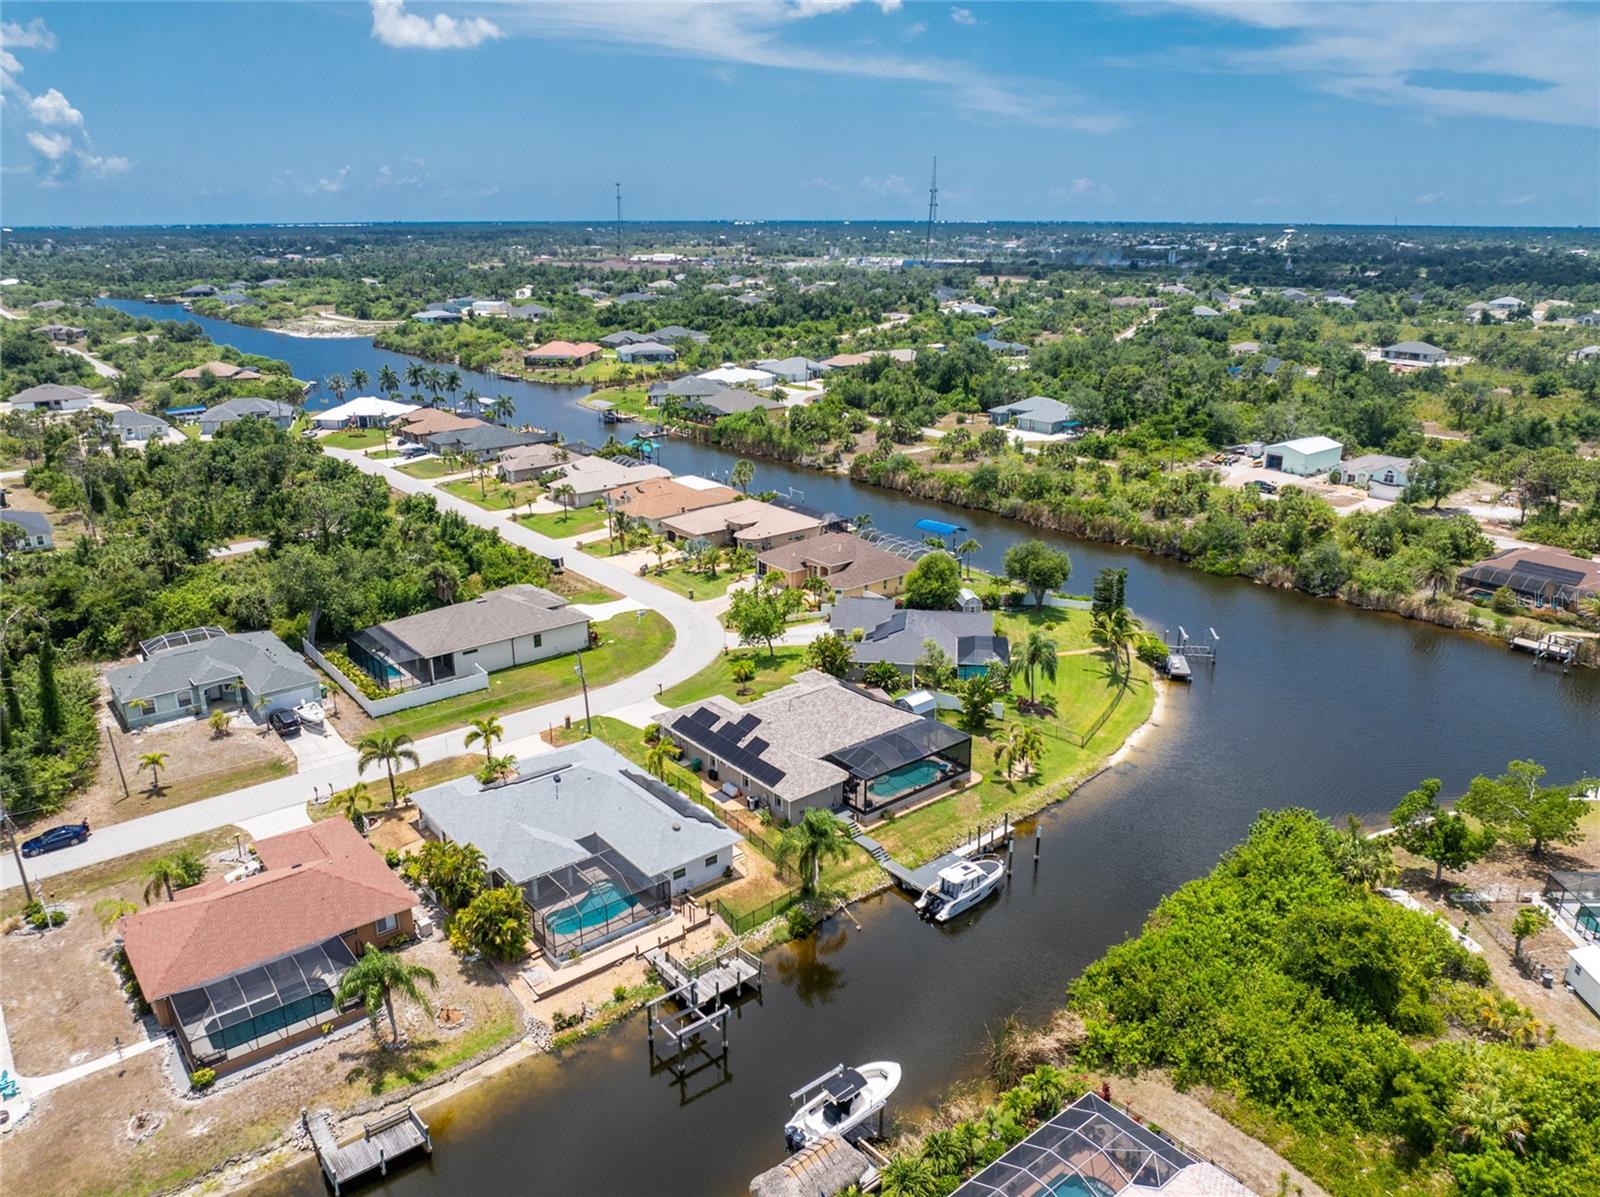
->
[320,647,397,699]
[383,848,402,869]
[22,900,67,930]
[448,885,531,961]
[1135,636,1168,669]
[1490,585,1520,615]
[189,1067,217,1090]
[786,904,817,940]
[612,984,629,1003]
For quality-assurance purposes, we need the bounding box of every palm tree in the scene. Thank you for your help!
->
[95,896,138,931]
[334,943,438,1045]
[356,729,420,807]
[143,856,183,904]
[404,362,426,395]
[956,537,981,579]
[1091,606,1137,682]
[208,708,232,738]
[378,364,400,395]
[444,369,463,405]
[424,366,445,403]
[645,736,681,779]
[1018,631,1058,701]
[326,373,347,403]
[1583,594,1600,623]
[139,750,169,792]
[463,716,504,760]
[1416,550,1457,602]
[1450,1083,1529,1155]
[731,458,756,494]
[551,483,577,520]
[730,657,758,695]
[996,724,1027,780]
[650,536,669,573]
[476,753,517,784]
[350,367,369,394]
[776,808,853,895]
[461,387,482,417]
[878,1156,940,1197]
[490,395,516,424]
[1014,725,1045,778]
[853,512,873,532]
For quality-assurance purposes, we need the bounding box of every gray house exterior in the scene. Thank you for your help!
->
[987,396,1079,434]
[5,383,95,413]
[830,595,1009,680]
[0,509,55,553]
[199,398,297,436]
[616,340,677,364]
[106,628,321,729]
[112,409,175,444]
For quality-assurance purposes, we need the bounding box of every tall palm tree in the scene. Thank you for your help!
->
[644,736,681,779]
[776,808,853,894]
[1091,606,1137,682]
[1416,551,1457,602]
[404,362,426,394]
[1018,631,1058,701]
[996,724,1028,780]
[551,483,577,519]
[731,458,756,494]
[853,512,873,532]
[463,716,504,760]
[139,750,169,792]
[956,537,981,579]
[356,729,420,807]
[95,896,138,931]
[444,368,463,404]
[424,366,445,403]
[326,373,347,403]
[490,395,516,424]
[350,367,369,394]
[378,364,400,395]
[334,943,438,1045]
[461,387,482,417]
[143,856,183,904]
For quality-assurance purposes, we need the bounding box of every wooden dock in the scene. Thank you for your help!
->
[302,1106,431,1195]
[646,943,762,1007]
[1510,634,1578,664]
[644,944,763,1081]
[855,816,1013,896]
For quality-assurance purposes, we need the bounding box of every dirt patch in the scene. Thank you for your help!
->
[1,483,89,546]
[58,700,296,830]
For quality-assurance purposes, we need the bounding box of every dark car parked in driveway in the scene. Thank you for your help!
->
[268,709,302,737]
[22,821,90,857]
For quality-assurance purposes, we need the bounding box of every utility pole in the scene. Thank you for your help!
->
[574,654,593,735]
[615,182,623,258]
[1,792,35,905]
[925,156,938,257]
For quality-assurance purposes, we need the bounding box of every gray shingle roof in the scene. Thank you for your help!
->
[361,585,586,659]
[830,597,1009,668]
[105,631,317,704]
[0,510,52,538]
[411,739,738,884]
[990,395,1075,424]
[426,424,549,455]
[112,409,173,438]
[201,397,296,423]
[6,383,95,407]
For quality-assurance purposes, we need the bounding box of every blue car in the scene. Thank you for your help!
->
[21,822,89,857]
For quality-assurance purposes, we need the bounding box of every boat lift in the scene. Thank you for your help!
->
[1163,626,1220,678]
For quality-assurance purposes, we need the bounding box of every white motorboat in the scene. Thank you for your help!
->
[915,856,1005,922]
[784,1061,902,1152]
[293,700,326,725]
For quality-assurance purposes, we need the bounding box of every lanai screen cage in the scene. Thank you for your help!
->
[956,1093,1206,1196]
[1457,559,1598,610]
[826,720,972,813]
[1545,870,1600,934]
[523,833,670,958]
[168,936,356,1069]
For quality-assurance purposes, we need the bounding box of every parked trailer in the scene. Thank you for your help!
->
[1566,945,1600,1018]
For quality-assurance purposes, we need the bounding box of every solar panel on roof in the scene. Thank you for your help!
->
[732,713,760,736]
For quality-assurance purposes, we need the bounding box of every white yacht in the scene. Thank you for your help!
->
[293,699,327,726]
[784,1062,902,1152]
[915,857,1005,922]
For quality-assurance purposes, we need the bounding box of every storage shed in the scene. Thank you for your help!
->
[1263,435,1343,477]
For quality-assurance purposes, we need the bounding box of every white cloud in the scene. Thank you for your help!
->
[27,87,81,126]
[860,173,913,198]
[313,166,350,193]
[1149,1,1598,128]
[485,2,1120,132]
[951,7,978,25]
[374,162,425,188]
[0,18,56,51]
[26,130,71,160]
[1052,177,1116,203]
[1503,193,1537,206]
[801,176,844,194]
[1415,192,1445,205]
[77,151,131,178]
[370,0,503,50]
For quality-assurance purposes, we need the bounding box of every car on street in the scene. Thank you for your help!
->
[22,822,90,857]
[268,708,303,737]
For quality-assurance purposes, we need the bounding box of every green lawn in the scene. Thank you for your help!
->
[518,506,608,539]
[370,449,401,460]
[587,386,657,419]
[439,478,541,512]
[377,609,675,739]
[311,753,481,819]
[993,604,1099,653]
[322,427,390,450]
[658,646,810,708]
[633,562,744,600]
[397,457,461,479]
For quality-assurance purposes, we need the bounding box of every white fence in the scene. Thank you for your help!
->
[304,641,489,717]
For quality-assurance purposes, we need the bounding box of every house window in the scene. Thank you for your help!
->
[672,867,687,881]
[375,912,398,936]
[533,634,542,648]
[704,855,719,868]
[177,693,193,708]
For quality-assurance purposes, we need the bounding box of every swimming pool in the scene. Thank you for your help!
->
[1579,904,1599,934]
[545,881,639,937]
[867,758,946,801]
[1048,1177,1116,1197]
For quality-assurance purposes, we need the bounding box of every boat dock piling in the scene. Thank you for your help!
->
[856,815,1014,896]
[301,1106,431,1195]
[644,944,763,1081]
[1511,634,1578,666]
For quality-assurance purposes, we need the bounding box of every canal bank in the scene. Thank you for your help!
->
[98,300,1600,1197]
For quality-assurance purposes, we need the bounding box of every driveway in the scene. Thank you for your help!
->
[1,451,728,890]
[283,719,356,770]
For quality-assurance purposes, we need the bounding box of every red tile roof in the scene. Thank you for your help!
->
[119,819,414,999]
[526,340,601,358]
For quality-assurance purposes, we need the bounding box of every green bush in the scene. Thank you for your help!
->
[189,1067,217,1090]
[319,647,396,699]
[785,904,817,940]
[22,900,68,930]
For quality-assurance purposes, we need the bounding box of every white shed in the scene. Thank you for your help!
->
[1263,435,1343,477]
[895,690,937,717]
[1567,944,1600,1018]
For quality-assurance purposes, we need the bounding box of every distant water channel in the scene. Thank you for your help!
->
[100,300,1600,1197]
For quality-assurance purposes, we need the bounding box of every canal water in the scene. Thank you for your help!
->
[101,301,1600,1197]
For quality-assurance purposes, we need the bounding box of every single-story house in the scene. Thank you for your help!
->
[616,340,677,364]
[658,671,973,822]
[987,396,1078,435]
[118,819,416,1076]
[180,284,218,298]
[659,499,823,552]
[1263,435,1343,477]
[111,408,175,444]
[425,423,550,461]
[613,291,658,305]
[1339,454,1413,498]
[497,441,582,483]
[106,628,321,729]
[165,404,207,423]
[983,339,1029,356]
[524,341,601,368]
[395,408,480,444]
[0,509,54,553]
[1322,294,1357,307]
[648,375,731,406]
[1381,341,1447,367]
[411,309,462,324]
[175,361,262,382]
[699,364,777,389]
[311,395,419,429]
[4,383,95,413]
[604,476,740,532]
[820,352,873,369]
[468,300,510,318]
[1229,341,1262,355]
[345,585,589,689]
[948,302,998,317]
[1280,288,1311,303]
[754,357,824,384]
[541,455,671,507]
[1566,345,1600,363]
[599,330,650,348]
[1488,295,1525,312]
[35,323,86,342]
[1191,305,1222,318]
[506,304,551,321]
[676,387,782,421]
[198,397,297,436]
[830,595,1009,681]
[757,532,916,600]
[648,325,709,344]
[412,739,739,955]
[1458,546,1600,612]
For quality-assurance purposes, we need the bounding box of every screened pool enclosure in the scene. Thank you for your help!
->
[168,936,357,1069]
[521,833,672,958]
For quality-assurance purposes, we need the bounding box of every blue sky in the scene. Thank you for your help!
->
[2,1,1596,227]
